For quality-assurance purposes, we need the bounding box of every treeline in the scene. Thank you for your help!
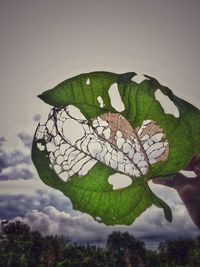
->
[0,221,199,267]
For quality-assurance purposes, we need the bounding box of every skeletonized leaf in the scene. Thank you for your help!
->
[36,108,169,180]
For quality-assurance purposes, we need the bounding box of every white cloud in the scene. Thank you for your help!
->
[0,164,33,180]
[0,132,45,196]
[0,189,73,219]
[12,200,199,249]
[0,133,35,182]
[13,206,108,243]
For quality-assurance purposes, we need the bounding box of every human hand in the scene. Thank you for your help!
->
[153,155,200,229]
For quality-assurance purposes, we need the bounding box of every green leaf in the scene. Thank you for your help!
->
[32,71,200,225]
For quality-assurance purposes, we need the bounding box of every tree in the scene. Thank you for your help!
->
[106,231,146,267]
[0,221,198,267]
[145,250,160,267]
[189,236,200,267]
[40,235,70,267]
[158,238,196,266]
[0,220,31,267]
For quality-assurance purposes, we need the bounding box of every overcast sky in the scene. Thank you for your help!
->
[0,0,200,249]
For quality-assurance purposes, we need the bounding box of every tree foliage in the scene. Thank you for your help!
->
[0,221,199,267]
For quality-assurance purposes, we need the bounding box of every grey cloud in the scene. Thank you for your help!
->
[13,206,109,244]
[0,189,73,220]
[18,132,33,148]
[0,176,198,249]
[0,166,33,181]
[12,202,199,249]
[0,133,32,180]
[132,204,199,249]
[0,181,198,249]
[0,149,31,169]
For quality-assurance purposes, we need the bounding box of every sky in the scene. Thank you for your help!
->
[0,0,200,249]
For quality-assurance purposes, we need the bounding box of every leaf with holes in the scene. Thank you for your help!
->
[32,71,200,225]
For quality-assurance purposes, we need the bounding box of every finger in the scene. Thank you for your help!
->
[194,165,200,176]
[152,177,175,188]
[184,154,200,173]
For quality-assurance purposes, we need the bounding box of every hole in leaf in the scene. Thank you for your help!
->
[108,83,125,112]
[97,96,104,108]
[54,164,61,173]
[179,170,197,178]
[88,141,102,157]
[131,74,147,84]
[59,171,69,182]
[155,89,180,118]
[67,105,86,120]
[86,78,90,85]
[79,159,97,176]
[37,142,45,151]
[108,173,132,190]
[63,118,85,144]
[46,142,57,153]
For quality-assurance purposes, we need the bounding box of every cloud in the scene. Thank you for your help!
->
[0,189,73,219]
[12,200,199,249]
[18,132,33,148]
[132,203,199,247]
[0,176,198,249]
[0,134,33,181]
[13,206,109,244]
[0,165,33,181]
[0,147,31,169]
